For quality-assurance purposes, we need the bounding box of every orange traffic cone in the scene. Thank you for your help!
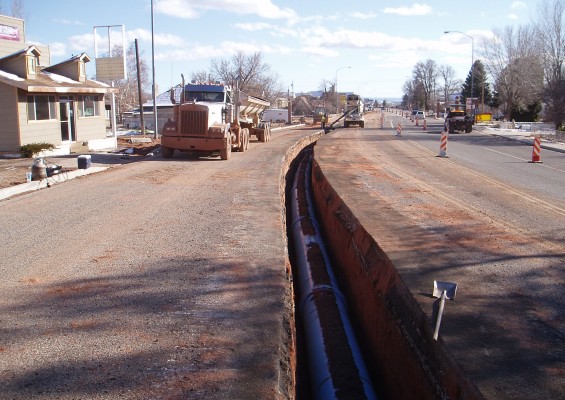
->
[422,119,427,131]
[416,118,419,126]
[396,122,402,135]
[529,136,542,163]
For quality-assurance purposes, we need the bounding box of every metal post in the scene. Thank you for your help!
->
[135,39,145,135]
[111,81,117,147]
[335,66,351,114]
[151,0,158,139]
[444,31,474,113]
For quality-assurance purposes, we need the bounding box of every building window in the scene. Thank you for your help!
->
[27,95,56,121]
[79,61,85,78]
[27,56,37,75]
[78,95,100,117]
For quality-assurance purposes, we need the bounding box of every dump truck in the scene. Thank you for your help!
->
[344,93,364,128]
[444,94,473,133]
[161,80,271,160]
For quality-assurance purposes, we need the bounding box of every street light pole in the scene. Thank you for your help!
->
[444,31,474,113]
[335,66,351,114]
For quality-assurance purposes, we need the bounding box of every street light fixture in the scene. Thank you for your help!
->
[335,66,351,113]
[444,31,474,114]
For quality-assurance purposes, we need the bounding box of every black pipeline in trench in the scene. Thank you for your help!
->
[286,147,378,400]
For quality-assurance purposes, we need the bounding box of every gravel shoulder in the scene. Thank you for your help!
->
[0,128,319,399]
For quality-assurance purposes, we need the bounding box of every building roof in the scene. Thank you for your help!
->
[0,49,116,94]
[0,68,117,93]
[144,85,182,107]
[0,45,41,61]
[43,52,91,71]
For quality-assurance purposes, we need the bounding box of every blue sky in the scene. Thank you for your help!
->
[19,0,538,100]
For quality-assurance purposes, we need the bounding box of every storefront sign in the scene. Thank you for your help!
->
[0,24,20,41]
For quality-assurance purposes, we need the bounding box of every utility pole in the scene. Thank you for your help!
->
[134,39,145,136]
[151,0,158,139]
[288,82,293,125]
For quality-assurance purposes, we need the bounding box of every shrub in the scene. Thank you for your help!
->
[19,142,55,158]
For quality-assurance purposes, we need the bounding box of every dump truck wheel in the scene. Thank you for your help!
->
[267,125,271,141]
[259,129,266,143]
[238,129,248,152]
[162,146,174,159]
[220,137,231,160]
[465,125,472,133]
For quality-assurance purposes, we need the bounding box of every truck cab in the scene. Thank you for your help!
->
[161,82,270,160]
[344,93,365,128]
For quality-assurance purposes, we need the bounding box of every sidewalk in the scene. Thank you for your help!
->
[0,166,109,200]
[0,152,142,201]
[473,125,565,154]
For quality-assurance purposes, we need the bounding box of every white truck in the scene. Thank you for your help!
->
[262,108,289,124]
[161,81,271,160]
[344,93,365,128]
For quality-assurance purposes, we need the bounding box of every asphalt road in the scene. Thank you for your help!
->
[315,112,564,400]
[0,127,320,399]
[383,115,565,244]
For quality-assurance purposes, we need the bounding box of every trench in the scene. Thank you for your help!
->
[284,140,485,400]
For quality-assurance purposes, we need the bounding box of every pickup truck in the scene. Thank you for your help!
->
[444,109,473,133]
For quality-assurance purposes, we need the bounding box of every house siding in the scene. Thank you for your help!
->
[75,98,108,142]
[17,89,60,148]
[54,63,79,81]
[0,82,20,151]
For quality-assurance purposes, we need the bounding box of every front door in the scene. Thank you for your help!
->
[59,96,75,142]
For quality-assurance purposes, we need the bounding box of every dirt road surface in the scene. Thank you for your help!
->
[0,128,320,399]
[314,112,564,400]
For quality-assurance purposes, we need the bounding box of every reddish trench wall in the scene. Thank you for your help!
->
[310,157,485,400]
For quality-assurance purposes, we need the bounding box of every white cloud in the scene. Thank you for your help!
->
[349,12,377,20]
[301,46,339,57]
[508,13,519,20]
[126,29,185,47]
[154,0,296,20]
[511,1,527,10]
[52,19,84,26]
[48,42,67,57]
[155,40,293,61]
[234,22,273,31]
[300,27,443,53]
[68,33,94,53]
[383,3,433,16]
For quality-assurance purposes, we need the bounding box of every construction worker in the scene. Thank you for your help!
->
[320,113,326,129]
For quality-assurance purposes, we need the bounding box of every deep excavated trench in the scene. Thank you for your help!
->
[285,140,484,400]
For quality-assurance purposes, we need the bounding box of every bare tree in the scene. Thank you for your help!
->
[412,59,438,111]
[318,79,335,95]
[11,0,23,18]
[318,79,336,112]
[402,77,425,110]
[0,0,24,18]
[481,25,544,119]
[190,70,214,83]
[535,0,565,128]
[210,51,283,103]
[438,64,462,104]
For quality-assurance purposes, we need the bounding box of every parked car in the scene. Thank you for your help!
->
[414,111,425,120]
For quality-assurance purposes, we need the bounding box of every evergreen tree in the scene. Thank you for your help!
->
[461,60,492,106]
